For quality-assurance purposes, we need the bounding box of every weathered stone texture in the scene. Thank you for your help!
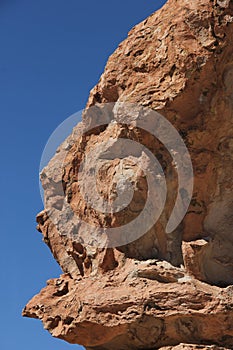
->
[23,0,233,349]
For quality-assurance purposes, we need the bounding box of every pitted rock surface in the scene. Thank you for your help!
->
[23,0,233,349]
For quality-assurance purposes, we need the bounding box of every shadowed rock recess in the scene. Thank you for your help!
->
[23,0,233,349]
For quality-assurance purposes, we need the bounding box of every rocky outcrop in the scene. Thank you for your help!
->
[23,0,233,349]
[24,262,233,349]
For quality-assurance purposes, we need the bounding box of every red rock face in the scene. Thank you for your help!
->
[23,0,233,349]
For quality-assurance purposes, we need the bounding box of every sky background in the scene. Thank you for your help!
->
[0,1,167,349]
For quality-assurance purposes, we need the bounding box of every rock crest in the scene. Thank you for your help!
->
[23,0,233,349]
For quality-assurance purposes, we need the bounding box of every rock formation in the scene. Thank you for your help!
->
[23,0,233,349]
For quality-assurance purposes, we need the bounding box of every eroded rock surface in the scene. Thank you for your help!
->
[23,0,233,349]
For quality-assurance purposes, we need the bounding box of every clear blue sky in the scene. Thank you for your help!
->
[0,1,166,349]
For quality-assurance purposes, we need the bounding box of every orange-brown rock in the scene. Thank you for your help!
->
[23,0,233,349]
[23,262,233,349]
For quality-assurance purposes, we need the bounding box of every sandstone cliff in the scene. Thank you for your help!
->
[23,0,233,349]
